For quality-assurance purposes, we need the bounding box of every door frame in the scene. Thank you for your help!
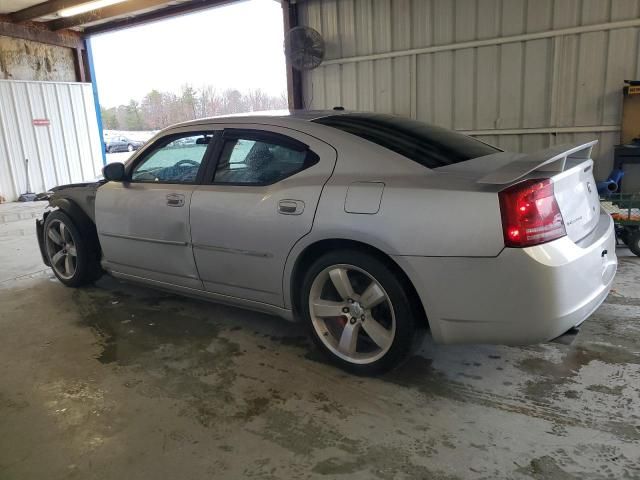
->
[200,128,319,187]
[123,129,223,185]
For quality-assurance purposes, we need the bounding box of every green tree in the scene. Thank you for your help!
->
[180,84,198,121]
[100,106,118,129]
[140,89,165,129]
[124,100,143,130]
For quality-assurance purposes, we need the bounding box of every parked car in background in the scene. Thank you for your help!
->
[37,111,617,375]
[105,135,144,153]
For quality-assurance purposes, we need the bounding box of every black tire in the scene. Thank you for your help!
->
[628,230,640,257]
[300,249,418,375]
[618,227,630,246]
[127,144,134,152]
[43,210,101,287]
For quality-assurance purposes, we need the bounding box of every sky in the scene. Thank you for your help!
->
[90,0,287,108]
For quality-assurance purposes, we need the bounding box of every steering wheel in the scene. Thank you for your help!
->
[174,159,199,168]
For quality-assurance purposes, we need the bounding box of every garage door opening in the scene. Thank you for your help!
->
[88,0,288,163]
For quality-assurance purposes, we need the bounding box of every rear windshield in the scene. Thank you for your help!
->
[313,113,500,168]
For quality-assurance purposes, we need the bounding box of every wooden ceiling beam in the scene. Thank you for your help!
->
[0,16,83,49]
[84,0,233,35]
[48,0,231,32]
[9,0,93,23]
[47,0,170,31]
[84,0,232,34]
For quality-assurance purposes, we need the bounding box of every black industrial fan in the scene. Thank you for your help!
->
[284,26,325,70]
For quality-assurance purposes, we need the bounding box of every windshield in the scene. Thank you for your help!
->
[313,113,500,168]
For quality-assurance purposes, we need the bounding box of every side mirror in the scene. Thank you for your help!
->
[102,162,125,182]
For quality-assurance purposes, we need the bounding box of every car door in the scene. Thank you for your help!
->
[113,137,124,152]
[96,129,215,290]
[190,125,337,306]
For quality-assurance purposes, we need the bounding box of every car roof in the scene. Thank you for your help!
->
[172,109,349,128]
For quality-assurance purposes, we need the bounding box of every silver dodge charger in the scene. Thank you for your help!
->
[36,111,617,374]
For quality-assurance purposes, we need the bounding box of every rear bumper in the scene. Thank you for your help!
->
[395,212,617,345]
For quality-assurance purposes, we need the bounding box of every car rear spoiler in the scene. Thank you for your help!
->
[477,140,598,185]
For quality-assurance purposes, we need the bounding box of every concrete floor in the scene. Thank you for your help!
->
[1,201,639,480]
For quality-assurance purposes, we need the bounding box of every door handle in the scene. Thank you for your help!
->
[166,193,185,207]
[278,199,304,215]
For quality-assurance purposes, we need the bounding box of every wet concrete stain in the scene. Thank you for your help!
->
[0,392,29,411]
[3,260,637,478]
[518,344,640,400]
[14,269,598,444]
[4,205,640,479]
[269,334,309,348]
[70,287,253,428]
[68,282,480,478]
[518,455,578,480]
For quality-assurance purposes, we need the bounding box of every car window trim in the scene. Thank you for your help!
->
[313,114,501,168]
[125,130,218,185]
[205,128,319,187]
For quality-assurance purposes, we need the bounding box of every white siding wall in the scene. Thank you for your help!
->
[0,79,103,202]
[298,0,640,182]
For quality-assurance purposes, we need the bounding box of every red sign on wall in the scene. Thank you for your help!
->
[32,119,50,126]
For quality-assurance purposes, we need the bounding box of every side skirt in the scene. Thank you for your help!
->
[107,269,295,322]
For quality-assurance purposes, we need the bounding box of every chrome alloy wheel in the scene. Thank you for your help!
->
[45,219,77,280]
[309,264,396,364]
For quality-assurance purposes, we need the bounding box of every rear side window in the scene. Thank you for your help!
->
[213,134,318,185]
[313,113,500,168]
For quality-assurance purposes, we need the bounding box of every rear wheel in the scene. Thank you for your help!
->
[44,211,101,287]
[628,230,640,257]
[618,226,630,246]
[300,250,417,375]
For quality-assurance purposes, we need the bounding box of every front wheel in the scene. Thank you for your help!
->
[127,144,134,152]
[44,211,101,287]
[300,249,418,375]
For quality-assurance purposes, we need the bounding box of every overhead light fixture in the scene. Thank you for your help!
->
[58,0,128,17]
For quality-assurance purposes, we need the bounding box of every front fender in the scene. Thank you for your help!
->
[46,197,101,257]
[50,197,93,227]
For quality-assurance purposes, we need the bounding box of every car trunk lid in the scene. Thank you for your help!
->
[549,159,600,242]
[437,141,600,242]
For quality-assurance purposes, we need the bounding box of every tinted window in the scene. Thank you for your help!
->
[313,113,500,168]
[131,133,211,183]
[213,137,315,185]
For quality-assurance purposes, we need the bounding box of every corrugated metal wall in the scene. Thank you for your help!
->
[298,0,640,183]
[0,79,103,202]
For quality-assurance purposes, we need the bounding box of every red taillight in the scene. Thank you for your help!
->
[498,178,566,248]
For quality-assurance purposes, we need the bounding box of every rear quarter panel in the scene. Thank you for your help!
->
[282,135,506,309]
[308,136,505,257]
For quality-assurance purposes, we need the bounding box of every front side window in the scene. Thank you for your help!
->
[313,113,500,168]
[131,133,211,183]
[213,136,315,185]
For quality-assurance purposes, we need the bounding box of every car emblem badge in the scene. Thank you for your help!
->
[587,182,592,193]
